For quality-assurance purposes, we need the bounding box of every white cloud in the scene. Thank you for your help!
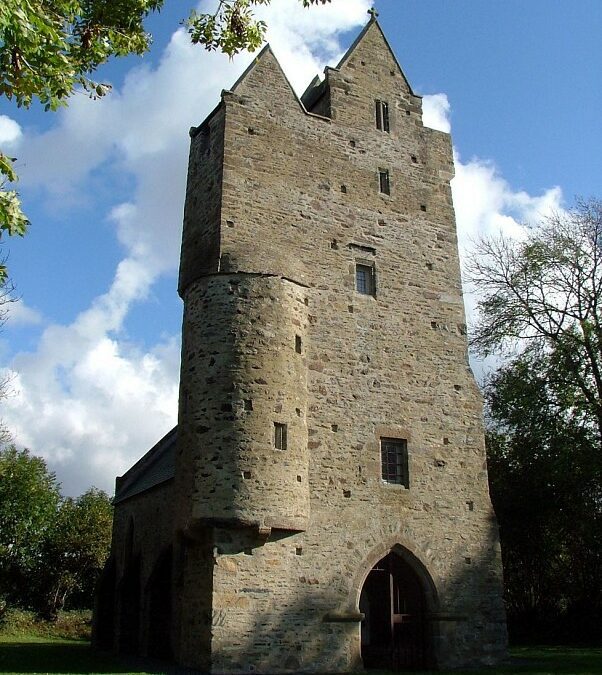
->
[7,299,42,327]
[422,93,451,133]
[0,115,22,147]
[450,151,564,382]
[3,334,180,495]
[452,152,563,262]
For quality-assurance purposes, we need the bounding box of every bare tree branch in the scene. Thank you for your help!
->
[468,198,602,443]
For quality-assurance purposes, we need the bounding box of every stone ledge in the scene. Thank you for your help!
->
[323,611,365,623]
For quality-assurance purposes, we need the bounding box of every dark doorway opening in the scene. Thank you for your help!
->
[360,551,427,670]
[147,547,173,660]
[118,555,141,654]
[93,557,116,650]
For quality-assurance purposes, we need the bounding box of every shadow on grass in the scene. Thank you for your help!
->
[502,646,602,674]
[0,641,600,675]
[369,647,602,675]
[0,638,195,674]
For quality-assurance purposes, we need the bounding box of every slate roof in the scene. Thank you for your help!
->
[113,426,176,504]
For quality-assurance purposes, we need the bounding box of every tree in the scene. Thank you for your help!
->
[0,445,113,615]
[37,488,113,618]
[0,445,61,605]
[485,355,602,643]
[469,198,602,451]
[0,0,332,280]
[470,197,602,643]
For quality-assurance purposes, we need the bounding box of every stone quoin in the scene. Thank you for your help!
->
[93,16,508,673]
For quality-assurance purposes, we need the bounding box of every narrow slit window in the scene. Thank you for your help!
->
[379,169,390,195]
[356,263,375,296]
[375,100,390,132]
[274,423,287,451]
[295,335,302,354]
[381,438,409,487]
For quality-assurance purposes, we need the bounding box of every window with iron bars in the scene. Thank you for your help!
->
[356,263,376,296]
[381,437,409,487]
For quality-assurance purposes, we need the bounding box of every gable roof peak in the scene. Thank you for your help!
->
[229,42,274,92]
[335,14,417,97]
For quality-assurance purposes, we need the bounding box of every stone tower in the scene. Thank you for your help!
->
[97,16,507,673]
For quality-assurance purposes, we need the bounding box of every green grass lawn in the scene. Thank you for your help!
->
[507,646,602,674]
[402,646,602,675]
[0,635,148,674]
[0,639,600,675]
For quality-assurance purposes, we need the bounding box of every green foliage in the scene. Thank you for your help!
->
[0,608,91,641]
[485,355,602,643]
[0,0,163,276]
[0,446,61,580]
[186,0,331,57]
[0,446,113,615]
[0,154,27,282]
[0,0,163,110]
[37,489,113,618]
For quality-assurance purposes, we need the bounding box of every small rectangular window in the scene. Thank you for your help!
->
[295,335,302,354]
[379,169,390,195]
[375,100,390,132]
[274,423,287,451]
[356,264,375,296]
[381,438,409,487]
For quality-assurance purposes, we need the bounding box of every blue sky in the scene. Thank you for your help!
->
[0,0,600,495]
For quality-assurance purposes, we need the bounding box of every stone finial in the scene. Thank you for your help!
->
[367,7,379,20]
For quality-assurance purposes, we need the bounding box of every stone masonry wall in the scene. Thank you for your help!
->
[179,106,225,294]
[178,274,310,533]
[175,20,507,672]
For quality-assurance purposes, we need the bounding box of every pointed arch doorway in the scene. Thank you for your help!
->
[360,551,428,670]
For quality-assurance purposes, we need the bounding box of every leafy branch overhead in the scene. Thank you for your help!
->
[0,0,162,280]
[0,0,162,110]
[187,0,331,57]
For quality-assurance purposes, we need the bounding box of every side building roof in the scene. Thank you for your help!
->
[113,426,177,504]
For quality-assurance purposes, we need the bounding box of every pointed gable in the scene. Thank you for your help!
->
[336,18,417,97]
[229,44,302,115]
[320,17,423,132]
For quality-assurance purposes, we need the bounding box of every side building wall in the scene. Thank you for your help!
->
[95,482,175,660]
